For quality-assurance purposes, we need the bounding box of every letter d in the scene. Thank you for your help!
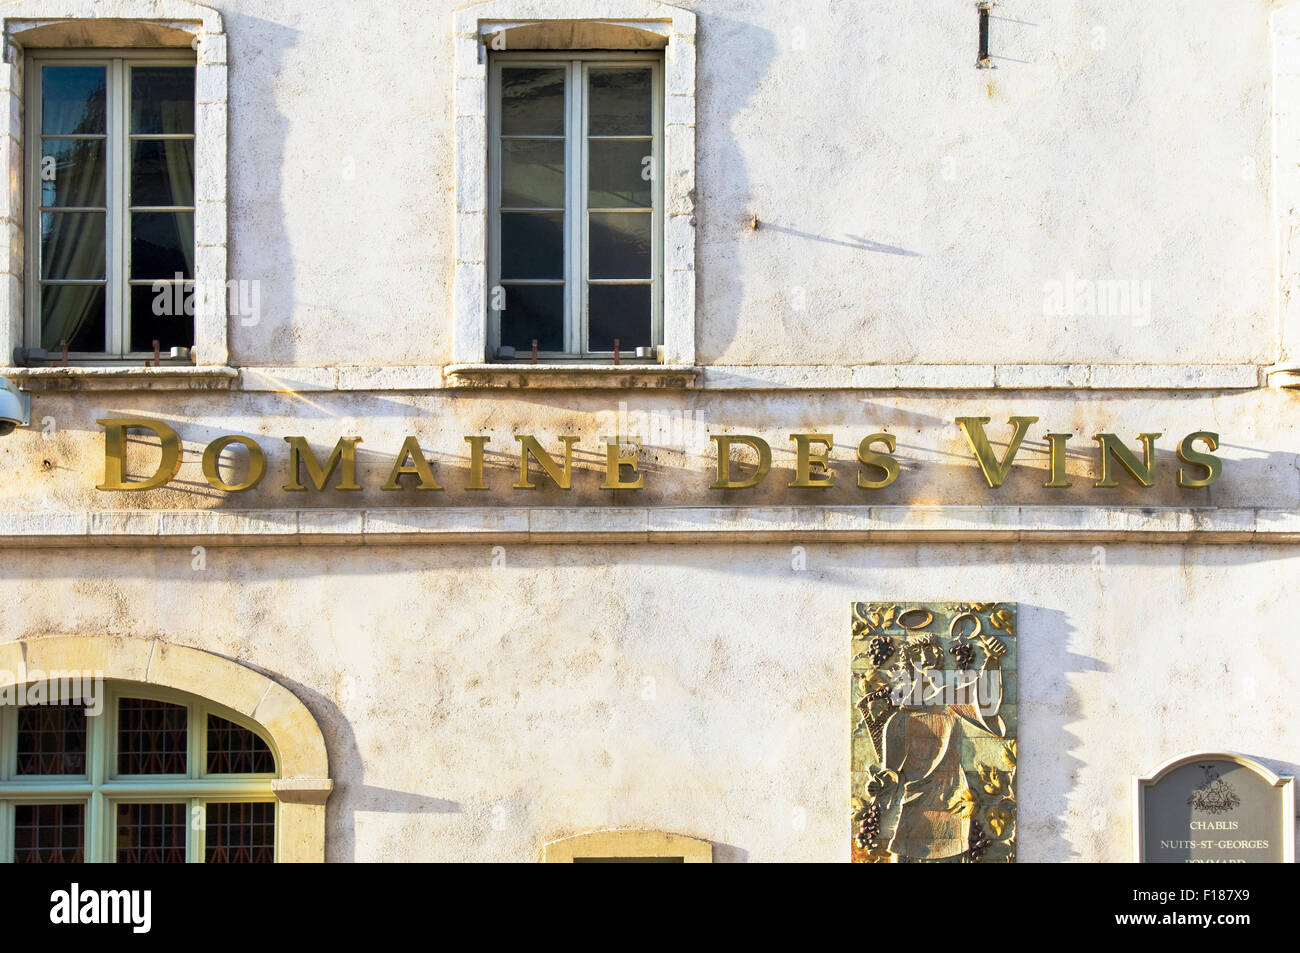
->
[97,418,183,491]
[709,435,771,489]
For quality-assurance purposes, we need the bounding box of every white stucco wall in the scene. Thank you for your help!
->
[0,541,1295,862]
[0,0,1295,863]
[207,0,1277,368]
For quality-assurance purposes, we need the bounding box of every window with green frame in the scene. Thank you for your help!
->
[0,682,278,862]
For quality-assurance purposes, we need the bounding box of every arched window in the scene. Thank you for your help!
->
[542,830,713,863]
[0,681,278,862]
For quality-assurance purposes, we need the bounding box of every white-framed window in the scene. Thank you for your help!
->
[451,1,697,370]
[23,48,196,363]
[488,52,663,361]
[0,682,278,863]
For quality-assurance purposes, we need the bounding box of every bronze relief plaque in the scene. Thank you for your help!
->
[851,602,1017,863]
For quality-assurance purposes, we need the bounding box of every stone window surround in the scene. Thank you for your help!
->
[450,0,697,371]
[0,0,230,372]
[541,828,713,861]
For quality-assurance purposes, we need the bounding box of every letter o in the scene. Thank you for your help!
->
[202,435,267,492]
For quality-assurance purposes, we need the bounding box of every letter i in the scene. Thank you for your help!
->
[1043,433,1072,488]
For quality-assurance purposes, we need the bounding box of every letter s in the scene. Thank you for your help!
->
[1177,431,1222,488]
[857,433,900,489]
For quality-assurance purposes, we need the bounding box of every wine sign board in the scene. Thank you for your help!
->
[1134,753,1295,863]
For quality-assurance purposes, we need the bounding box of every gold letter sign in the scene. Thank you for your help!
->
[851,601,1017,863]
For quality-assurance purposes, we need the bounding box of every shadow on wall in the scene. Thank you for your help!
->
[709,841,749,862]
[1017,604,1102,862]
[695,14,924,362]
[222,13,298,366]
[753,224,921,257]
[277,668,750,862]
[694,14,773,361]
[266,669,463,863]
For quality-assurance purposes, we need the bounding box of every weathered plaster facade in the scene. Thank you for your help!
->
[0,0,1297,861]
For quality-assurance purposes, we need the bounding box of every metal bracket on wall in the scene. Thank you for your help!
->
[977,2,993,68]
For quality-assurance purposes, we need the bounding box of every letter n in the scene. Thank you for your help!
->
[1093,433,1161,488]
[514,435,579,489]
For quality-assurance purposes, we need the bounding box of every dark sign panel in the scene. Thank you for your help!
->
[1136,755,1294,863]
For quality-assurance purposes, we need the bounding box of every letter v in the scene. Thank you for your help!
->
[955,416,1040,488]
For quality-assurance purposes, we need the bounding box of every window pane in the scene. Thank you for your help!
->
[40,284,105,352]
[131,211,194,279]
[40,138,106,208]
[589,283,651,351]
[130,67,195,135]
[116,802,186,863]
[14,804,85,863]
[588,69,653,136]
[16,704,87,775]
[205,802,275,862]
[131,139,195,207]
[500,67,565,136]
[499,283,564,352]
[41,212,105,280]
[588,140,653,209]
[130,284,195,353]
[207,715,275,774]
[41,66,106,135]
[117,698,187,774]
[501,139,565,209]
[500,211,564,279]
[590,212,651,279]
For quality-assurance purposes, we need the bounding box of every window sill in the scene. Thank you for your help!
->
[2,365,239,392]
[443,363,701,389]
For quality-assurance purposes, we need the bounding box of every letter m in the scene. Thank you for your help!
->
[283,437,363,491]
[101,891,129,923]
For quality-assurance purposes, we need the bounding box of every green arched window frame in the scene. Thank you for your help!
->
[0,681,279,862]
